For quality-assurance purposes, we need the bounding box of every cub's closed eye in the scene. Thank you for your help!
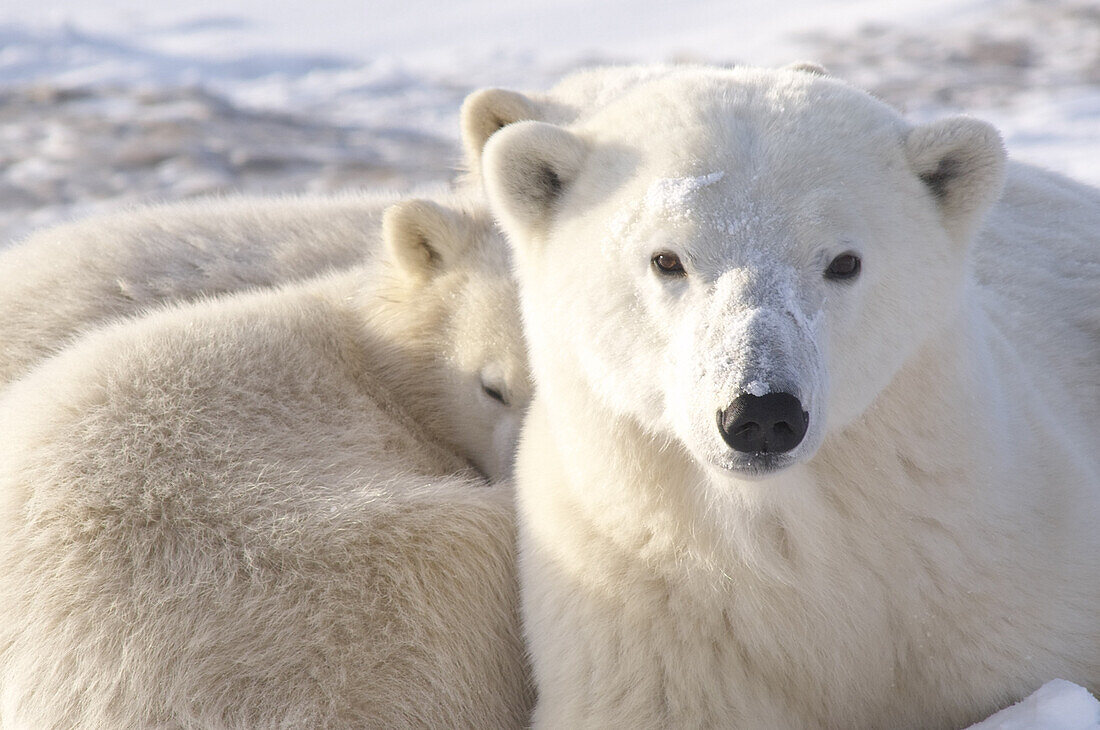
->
[652,251,686,276]
[825,253,861,281]
[482,383,508,406]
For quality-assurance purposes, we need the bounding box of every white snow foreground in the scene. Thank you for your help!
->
[967,680,1100,730]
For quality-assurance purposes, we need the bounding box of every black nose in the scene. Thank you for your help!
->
[717,392,808,454]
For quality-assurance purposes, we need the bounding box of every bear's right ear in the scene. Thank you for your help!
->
[382,199,472,280]
[460,88,540,172]
[482,120,588,244]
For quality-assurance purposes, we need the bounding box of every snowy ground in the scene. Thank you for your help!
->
[1,0,1098,246]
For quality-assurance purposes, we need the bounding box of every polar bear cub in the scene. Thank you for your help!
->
[0,192,408,385]
[482,65,1100,729]
[0,194,532,728]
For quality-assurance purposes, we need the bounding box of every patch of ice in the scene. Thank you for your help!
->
[966,680,1100,730]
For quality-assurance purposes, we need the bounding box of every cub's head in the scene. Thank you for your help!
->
[482,67,1004,481]
[376,196,530,481]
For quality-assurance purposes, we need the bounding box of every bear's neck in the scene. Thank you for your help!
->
[324,265,473,476]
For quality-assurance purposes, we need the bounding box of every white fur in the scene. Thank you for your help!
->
[0,192,398,386]
[460,62,830,179]
[0,195,533,728]
[483,65,1100,729]
[460,64,684,179]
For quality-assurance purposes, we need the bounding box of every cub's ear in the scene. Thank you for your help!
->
[382,199,471,280]
[482,121,588,242]
[783,61,829,76]
[905,117,1006,240]
[460,88,540,172]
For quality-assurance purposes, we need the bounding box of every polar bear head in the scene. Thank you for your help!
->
[379,197,530,480]
[482,67,1004,481]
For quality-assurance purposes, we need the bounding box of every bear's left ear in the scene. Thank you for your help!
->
[482,120,588,246]
[460,88,541,172]
[905,117,1006,240]
[382,199,472,280]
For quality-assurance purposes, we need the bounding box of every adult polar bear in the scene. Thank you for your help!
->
[482,66,1100,728]
[0,195,532,728]
[0,192,394,385]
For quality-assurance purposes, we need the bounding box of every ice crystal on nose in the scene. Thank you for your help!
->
[744,380,770,397]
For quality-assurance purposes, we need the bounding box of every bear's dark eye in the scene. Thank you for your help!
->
[824,253,861,281]
[652,251,686,276]
[481,383,508,406]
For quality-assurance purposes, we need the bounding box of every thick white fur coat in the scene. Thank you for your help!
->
[482,66,1100,729]
[0,192,396,385]
[0,195,533,728]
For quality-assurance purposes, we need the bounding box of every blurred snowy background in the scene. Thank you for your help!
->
[0,0,1098,246]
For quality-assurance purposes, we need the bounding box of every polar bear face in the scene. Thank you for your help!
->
[381,199,531,481]
[483,68,1004,481]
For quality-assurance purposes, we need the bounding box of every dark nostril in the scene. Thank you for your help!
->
[734,421,761,440]
[717,392,809,455]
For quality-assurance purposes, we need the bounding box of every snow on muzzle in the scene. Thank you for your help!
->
[700,268,824,459]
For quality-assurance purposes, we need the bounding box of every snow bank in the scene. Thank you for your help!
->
[967,680,1100,730]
